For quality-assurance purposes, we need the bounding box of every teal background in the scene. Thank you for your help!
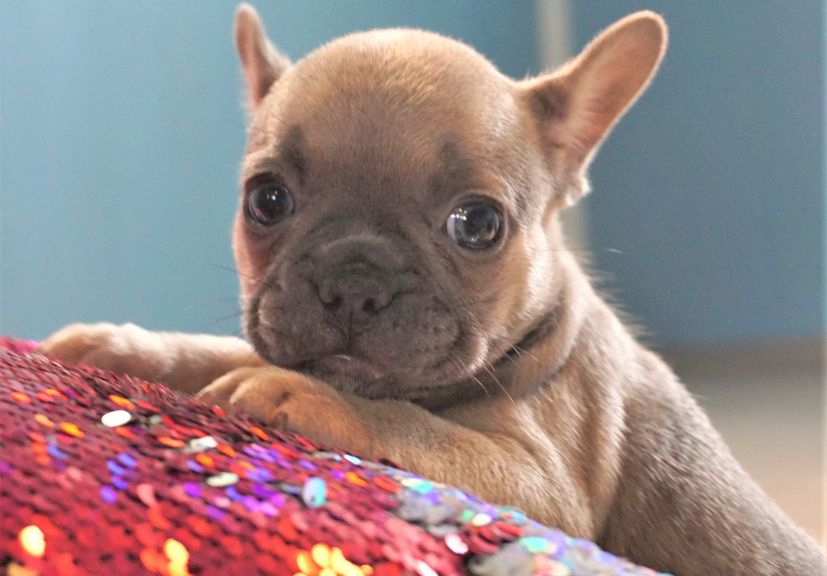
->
[572,1,825,346]
[0,1,539,339]
[1,2,824,347]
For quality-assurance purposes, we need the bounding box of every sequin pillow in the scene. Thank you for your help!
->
[0,339,666,575]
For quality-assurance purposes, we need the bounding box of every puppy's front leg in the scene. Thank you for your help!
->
[199,366,590,537]
[40,323,265,393]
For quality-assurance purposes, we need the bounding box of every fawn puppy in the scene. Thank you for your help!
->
[42,6,827,574]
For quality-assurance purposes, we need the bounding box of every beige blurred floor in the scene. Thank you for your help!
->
[663,340,825,546]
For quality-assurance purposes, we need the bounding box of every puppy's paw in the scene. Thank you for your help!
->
[39,322,172,382]
[197,366,372,454]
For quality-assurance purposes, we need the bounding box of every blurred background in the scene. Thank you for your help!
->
[1,1,824,543]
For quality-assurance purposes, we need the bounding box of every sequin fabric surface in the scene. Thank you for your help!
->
[0,340,667,576]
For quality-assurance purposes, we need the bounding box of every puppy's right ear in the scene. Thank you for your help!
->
[235,4,290,110]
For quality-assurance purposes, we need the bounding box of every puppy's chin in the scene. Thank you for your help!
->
[262,347,465,401]
[247,315,488,403]
[296,354,489,406]
[296,354,396,397]
[242,277,491,400]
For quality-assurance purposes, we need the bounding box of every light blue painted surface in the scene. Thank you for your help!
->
[2,2,823,346]
[572,1,825,346]
[0,1,538,339]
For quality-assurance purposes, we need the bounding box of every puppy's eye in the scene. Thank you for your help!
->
[245,176,294,226]
[446,201,503,250]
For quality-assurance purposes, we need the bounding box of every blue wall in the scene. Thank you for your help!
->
[0,1,538,339]
[2,2,824,347]
[572,1,825,346]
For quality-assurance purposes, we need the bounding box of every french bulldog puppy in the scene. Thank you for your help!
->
[41,6,826,574]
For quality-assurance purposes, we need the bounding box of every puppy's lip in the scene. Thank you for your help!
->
[298,353,384,381]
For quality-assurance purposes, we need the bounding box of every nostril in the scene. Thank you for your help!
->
[362,291,393,315]
[316,274,394,318]
[362,297,377,314]
[316,281,341,309]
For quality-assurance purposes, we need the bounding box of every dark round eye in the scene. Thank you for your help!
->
[446,201,503,250]
[245,176,294,226]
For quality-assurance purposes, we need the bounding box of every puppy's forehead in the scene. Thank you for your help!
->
[244,30,526,201]
[293,29,512,122]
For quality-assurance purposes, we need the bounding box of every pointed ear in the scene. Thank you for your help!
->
[521,11,667,206]
[234,4,290,110]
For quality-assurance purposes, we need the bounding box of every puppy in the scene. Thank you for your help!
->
[41,6,826,574]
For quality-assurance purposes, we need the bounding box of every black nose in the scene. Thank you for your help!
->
[317,262,394,325]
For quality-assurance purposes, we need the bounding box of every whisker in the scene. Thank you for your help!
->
[203,309,244,328]
[452,357,489,397]
[510,344,538,362]
[183,296,245,315]
[500,347,522,366]
[208,261,268,281]
[481,360,516,406]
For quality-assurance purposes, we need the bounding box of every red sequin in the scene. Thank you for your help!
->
[0,342,665,576]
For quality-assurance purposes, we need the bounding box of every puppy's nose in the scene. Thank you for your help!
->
[317,263,394,325]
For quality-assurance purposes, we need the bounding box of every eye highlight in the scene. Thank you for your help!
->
[244,175,294,227]
[446,200,503,250]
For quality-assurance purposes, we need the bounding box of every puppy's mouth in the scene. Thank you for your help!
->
[245,281,474,399]
[296,353,384,382]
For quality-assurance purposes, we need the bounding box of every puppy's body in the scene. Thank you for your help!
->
[42,7,826,575]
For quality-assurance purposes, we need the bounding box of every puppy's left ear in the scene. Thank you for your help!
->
[235,4,291,110]
[521,11,667,206]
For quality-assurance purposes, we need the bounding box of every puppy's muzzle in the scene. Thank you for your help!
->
[303,234,413,335]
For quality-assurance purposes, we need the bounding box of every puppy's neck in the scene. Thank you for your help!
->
[494,238,597,399]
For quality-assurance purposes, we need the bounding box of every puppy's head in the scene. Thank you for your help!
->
[232,4,666,402]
